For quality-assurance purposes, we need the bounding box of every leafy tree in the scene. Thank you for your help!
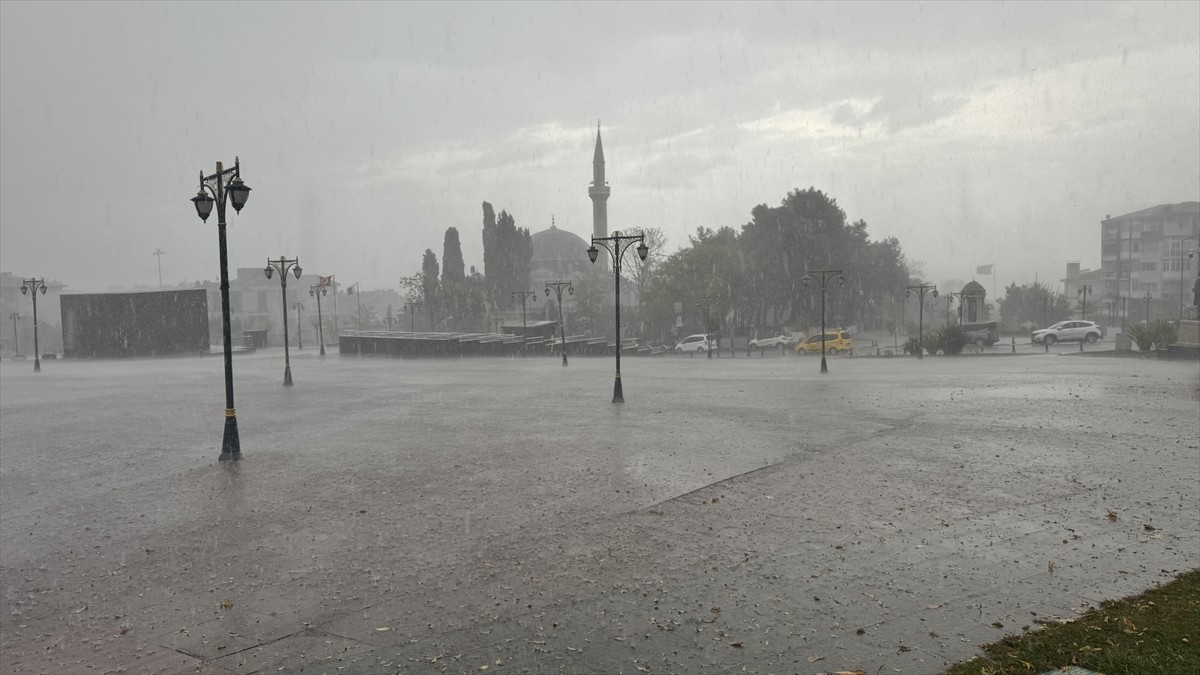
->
[441,227,470,331]
[625,226,667,336]
[481,202,533,310]
[421,249,440,329]
[998,282,1071,332]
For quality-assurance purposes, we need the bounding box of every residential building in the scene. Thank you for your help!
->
[1100,202,1199,324]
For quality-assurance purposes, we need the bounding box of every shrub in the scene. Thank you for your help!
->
[903,336,923,355]
[935,324,971,355]
[1127,322,1155,351]
[1127,319,1179,351]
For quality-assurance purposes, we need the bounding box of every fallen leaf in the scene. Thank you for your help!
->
[730,641,743,648]
[834,670,868,675]
[72,606,87,614]
[375,626,392,632]
[220,599,233,609]
[1143,523,1156,531]
[1106,510,1119,522]
[927,603,942,609]
[807,655,824,662]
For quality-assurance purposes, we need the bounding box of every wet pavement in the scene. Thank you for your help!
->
[1,349,1197,674]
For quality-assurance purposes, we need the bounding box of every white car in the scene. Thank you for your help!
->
[748,334,794,351]
[675,334,714,353]
[1031,320,1104,345]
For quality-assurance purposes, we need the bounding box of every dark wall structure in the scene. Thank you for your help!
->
[61,289,210,358]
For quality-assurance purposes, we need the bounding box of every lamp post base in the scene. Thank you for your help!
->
[33,358,41,373]
[820,356,828,373]
[284,366,293,386]
[612,376,624,403]
[219,415,242,461]
[562,353,568,367]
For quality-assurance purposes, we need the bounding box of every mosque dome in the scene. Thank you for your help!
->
[532,225,590,263]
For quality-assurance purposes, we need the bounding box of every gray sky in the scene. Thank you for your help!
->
[2,1,1197,293]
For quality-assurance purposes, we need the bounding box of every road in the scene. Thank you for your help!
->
[2,349,1197,674]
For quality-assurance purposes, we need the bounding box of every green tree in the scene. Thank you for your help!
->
[481,202,533,310]
[998,282,1071,332]
[421,249,440,330]
[441,227,469,331]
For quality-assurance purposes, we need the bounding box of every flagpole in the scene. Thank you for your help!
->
[331,274,339,344]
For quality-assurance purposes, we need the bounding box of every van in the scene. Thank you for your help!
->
[960,321,999,347]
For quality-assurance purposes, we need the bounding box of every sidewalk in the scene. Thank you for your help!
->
[2,352,1197,674]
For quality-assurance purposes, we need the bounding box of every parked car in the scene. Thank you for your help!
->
[1031,320,1104,345]
[795,330,853,354]
[961,321,1000,347]
[675,333,714,354]
[748,333,795,351]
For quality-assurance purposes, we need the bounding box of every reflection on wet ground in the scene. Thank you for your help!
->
[2,351,1197,673]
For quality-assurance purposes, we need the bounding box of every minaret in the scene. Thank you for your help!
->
[588,121,610,244]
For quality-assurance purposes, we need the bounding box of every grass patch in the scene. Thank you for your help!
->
[945,569,1200,675]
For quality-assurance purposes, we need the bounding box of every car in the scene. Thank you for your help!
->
[795,330,853,354]
[1031,320,1104,345]
[748,333,795,352]
[675,333,714,353]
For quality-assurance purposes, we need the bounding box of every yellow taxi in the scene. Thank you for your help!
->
[794,329,853,355]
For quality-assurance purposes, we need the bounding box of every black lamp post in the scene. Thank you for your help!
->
[545,281,574,366]
[309,285,328,356]
[695,295,714,360]
[511,290,538,354]
[588,230,649,403]
[1077,284,1091,321]
[1181,235,1199,321]
[153,248,165,288]
[8,312,21,358]
[404,298,422,332]
[19,279,48,372]
[905,284,938,360]
[804,270,846,373]
[191,158,251,461]
[265,256,302,386]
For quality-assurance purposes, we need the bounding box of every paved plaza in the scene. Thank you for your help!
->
[1,349,1197,674]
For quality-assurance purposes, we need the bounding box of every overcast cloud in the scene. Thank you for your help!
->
[2,1,1197,293]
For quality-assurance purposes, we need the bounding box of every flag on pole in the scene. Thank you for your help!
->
[976,264,993,275]
[318,275,332,287]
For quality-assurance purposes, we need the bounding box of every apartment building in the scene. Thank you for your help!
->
[1100,202,1200,324]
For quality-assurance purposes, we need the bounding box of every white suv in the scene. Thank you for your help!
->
[675,334,714,353]
[1031,320,1104,345]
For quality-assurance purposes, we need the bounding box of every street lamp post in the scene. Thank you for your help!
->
[20,278,48,372]
[265,256,302,386]
[405,298,422,332]
[805,270,846,373]
[309,285,328,356]
[905,284,938,360]
[545,281,574,366]
[588,230,649,403]
[695,296,714,360]
[1181,235,1199,321]
[8,312,20,358]
[153,248,165,288]
[293,302,305,350]
[1077,284,1092,321]
[511,290,538,354]
[190,157,251,461]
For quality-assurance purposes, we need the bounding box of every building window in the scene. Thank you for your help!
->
[1137,262,1157,272]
